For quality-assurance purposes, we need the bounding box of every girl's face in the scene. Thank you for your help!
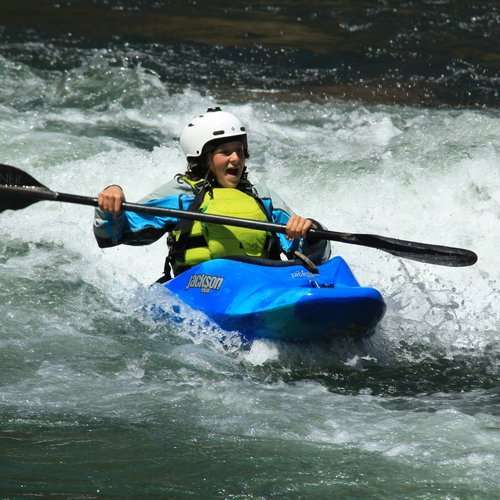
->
[208,141,245,188]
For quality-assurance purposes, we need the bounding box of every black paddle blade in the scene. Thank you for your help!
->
[0,163,52,213]
[356,233,478,267]
[309,229,478,267]
[0,164,46,189]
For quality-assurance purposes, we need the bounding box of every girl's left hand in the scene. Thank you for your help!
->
[285,215,314,240]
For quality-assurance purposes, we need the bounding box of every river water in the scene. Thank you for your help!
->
[1,2,500,498]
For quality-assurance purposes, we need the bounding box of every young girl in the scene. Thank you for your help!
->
[94,107,330,279]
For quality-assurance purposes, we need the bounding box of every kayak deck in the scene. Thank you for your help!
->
[159,256,385,342]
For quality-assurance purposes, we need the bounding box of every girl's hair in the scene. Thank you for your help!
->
[184,154,209,181]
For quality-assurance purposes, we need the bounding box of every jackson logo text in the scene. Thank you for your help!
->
[186,274,224,293]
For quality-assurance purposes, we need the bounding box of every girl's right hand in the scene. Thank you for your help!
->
[98,185,125,215]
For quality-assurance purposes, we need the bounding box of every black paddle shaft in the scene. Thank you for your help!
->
[0,163,478,267]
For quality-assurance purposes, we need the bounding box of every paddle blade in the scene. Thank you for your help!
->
[309,229,478,267]
[357,233,478,267]
[0,164,52,213]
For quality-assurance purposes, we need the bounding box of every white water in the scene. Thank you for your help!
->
[1,54,500,497]
[2,77,498,351]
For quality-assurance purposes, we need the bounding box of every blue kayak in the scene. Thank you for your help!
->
[157,256,385,342]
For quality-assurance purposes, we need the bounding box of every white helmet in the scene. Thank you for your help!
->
[180,107,249,159]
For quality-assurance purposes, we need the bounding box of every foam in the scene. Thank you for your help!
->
[1,62,499,359]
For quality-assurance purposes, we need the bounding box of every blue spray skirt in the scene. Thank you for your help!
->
[158,256,386,342]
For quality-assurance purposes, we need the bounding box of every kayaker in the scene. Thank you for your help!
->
[94,107,330,280]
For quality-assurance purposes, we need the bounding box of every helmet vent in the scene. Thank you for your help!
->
[212,130,225,136]
[207,106,222,113]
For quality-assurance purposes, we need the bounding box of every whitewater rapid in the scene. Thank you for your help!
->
[1,51,500,497]
[1,57,498,356]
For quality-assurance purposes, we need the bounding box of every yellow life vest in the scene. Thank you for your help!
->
[172,187,270,271]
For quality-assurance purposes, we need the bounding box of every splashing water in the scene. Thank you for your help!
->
[1,45,500,498]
